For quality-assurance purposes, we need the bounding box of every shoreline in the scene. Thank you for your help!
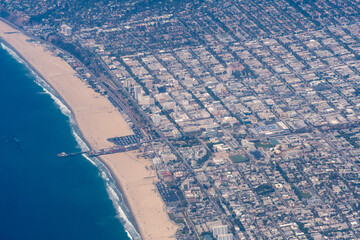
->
[92,154,142,235]
[0,20,177,240]
[0,38,141,239]
[0,39,88,148]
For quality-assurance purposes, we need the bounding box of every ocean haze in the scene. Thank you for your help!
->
[0,46,131,240]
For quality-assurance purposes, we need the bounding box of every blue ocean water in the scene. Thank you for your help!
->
[0,45,133,240]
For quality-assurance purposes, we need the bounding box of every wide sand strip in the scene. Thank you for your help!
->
[0,20,176,239]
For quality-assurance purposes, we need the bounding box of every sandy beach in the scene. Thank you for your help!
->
[0,20,177,239]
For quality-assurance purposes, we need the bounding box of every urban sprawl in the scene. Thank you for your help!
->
[3,0,360,239]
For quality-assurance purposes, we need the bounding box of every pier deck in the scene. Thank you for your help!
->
[57,144,138,158]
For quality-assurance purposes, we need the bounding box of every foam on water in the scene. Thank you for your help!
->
[1,42,25,64]
[0,41,141,240]
[82,154,141,240]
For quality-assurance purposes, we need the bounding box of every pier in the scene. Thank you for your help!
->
[57,144,138,158]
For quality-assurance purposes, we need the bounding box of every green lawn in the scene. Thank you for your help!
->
[254,140,277,149]
[230,154,248,163]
